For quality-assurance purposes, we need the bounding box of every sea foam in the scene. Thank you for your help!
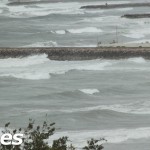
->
[48,127,150,148]
[23,41,57,47]
[54,100,150,115]
[79,89,99,95]
[0,55,149,80]
[0,54,51,80]
[0,55,110,80]
[127,57,146,64]
[68,27,102,34]
[0,54,49,67]
[54,27,103,35]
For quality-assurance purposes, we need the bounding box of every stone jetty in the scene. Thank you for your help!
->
[0,47,150,60]
[7,0,59,6]
[122,14,150,19]
[80,3,150,9]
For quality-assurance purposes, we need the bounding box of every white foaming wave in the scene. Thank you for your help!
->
[100,101,150,115]
[127,57,146,64]
[117,7,133,11]
[46,59,111,75]
[0,0,130,18]
[123,33,145,39]
[68,27,103,34]
[4,2,84,18]
[58,105,103,113]
[0,54,51,80]
[54,30,66,35]
[1,72,50,80]
[8,10,55,18]
[0,54,49,68]
[84,9,104,14]
[81,17,104,23]
[75,61,111,71]
[53,27,103,35]
[57,100,150,114]
[0,57,112,80]
[2,56,148,80]
[123,27,150,39]
[23,41,57,47]
[0,56,149,80]
[48,127,150,148]
[79,89,99,95]
[105,101,150,115]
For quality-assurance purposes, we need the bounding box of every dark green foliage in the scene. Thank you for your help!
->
[0,120,105,150]
[22,119,55,150]
[50,137,68,150]
[83,138,107,150]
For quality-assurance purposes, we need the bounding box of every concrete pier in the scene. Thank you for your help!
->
[0,47,150,60]
[122,14,150,19]
[80,3,150,9]
[7,0,60,6]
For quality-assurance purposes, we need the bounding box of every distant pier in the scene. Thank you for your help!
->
[0,47,150,60]
[7,0,60,6]
[80,3,150,9]
[122,14,150,19]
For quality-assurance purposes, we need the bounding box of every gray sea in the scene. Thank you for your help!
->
[0,0,150,149]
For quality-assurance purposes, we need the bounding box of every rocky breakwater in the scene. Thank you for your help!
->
[80,3,150,9]
[7,0,59,6]
[122,14,150,19]
[1,47,150,60]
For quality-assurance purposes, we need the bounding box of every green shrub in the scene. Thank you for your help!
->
[0,119,105,150]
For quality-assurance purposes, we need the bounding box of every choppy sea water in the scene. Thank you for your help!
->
[1,0,150,47]
[1,0,150,149]
[0,55,150,149]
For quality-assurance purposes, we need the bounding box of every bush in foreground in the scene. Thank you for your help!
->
[0,119,106,150]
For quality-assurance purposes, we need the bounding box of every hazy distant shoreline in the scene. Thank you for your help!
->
[1,47,150,60]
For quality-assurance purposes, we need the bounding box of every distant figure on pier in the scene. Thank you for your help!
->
[97,41,102,47]
[105,3,108,7]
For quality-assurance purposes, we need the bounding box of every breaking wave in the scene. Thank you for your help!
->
[99,101,150,115]
[122,27,150,39]
[68,27,103,34]
[23,41,58,47]
[54,27,103,35]
[0,55,149,80]
[127,57,146,63]
[1,0,130,18]
[0,54,49,67]
[2,2,85,18]
[0,54,111,80]
[79,89,99,95]
[48,127,150,148]
[123,33,145,39]
[56,100,150,115]
[0,54,50,80]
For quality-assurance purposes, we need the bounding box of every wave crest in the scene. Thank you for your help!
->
[54,27,103,35]
[79,89,99,95]
[23,41,57,47]
[48,127,150,148]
